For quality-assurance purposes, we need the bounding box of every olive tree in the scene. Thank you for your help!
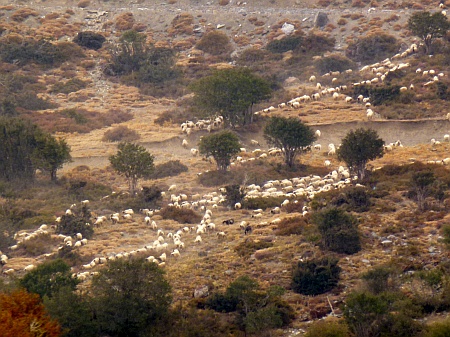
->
[337,128,384,181]
[198,130,241,171]
[109,142,155,195]
[190,67,272,128]
[263,116,316,168]
[33,134,71,181]
[408,11,450,55]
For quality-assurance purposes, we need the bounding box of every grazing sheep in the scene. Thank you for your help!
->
[444,134,449,142]
[250,139,259,146]
[182,139,188,148]
[190,148,199,156]
[217,231,226,239]
[222,219,234,225]
[366,108,374,120]
[234,202,242,210]
[171,249,181,258]
[244,225,252,235]
[194,235,202,243]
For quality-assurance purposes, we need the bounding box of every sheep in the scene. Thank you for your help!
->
[315,130,321,138]
[270,207,281,214]
[239,221,248,229]
[234,202,242,210]
[194,235,202,243]
[94,216,107,227]
[309,75,316,82]
[324,160,331,167]
[244,225,252,235]
[190,148,199,156]
[168,184,177,192]
[444,134,450,142]
[250,139,259,146]
[366,109,374,120]
[217,231,226,239]
[281,199,290,207]
[182,139,188,148]
[222,219,234,225]
[76,233,83,240]
[123,209,134,215]
[171,249,181,258]
[24,264,36,271]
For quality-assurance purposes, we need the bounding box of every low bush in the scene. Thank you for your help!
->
[346,31,400,64]
[160,206,202,224]
[73,31,106,50]
[274,216,308,236]
[20,233,57,256]
[139,185,162,204]
[312,207,361,254]
[314,53,355,74]
[424,317,450,337]
[50,78,89,94]
[55,205,94,239]
[305,317,350,337]
[195,31,233,57]
[266,35,303,54]
[291,256,341,295]
[150,160,188,179]
[101,126,140,142]
[362,265,398,295]
[234,239,273,258]
[243,196,287,210]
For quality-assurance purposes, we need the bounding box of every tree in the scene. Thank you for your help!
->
[33,134,72,181]
[408,11,450,55]
[407,170,444,211]
[263,116,316,168]
[337,128,384,181]
[190,67,272,128]
[109,142,155,195]
[0,117,42,181]
[90,258,172,337]
[19,259,80,299]
[312,207,361,254]
[198,130,241,171]
[0,290,62,337]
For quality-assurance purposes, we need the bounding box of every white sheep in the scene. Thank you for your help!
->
[171,249,181,258]
[194,235,202,243]
[234,202,242,210]
[190,148,199,156]
[182,139,188,148]
[366,109,374,120]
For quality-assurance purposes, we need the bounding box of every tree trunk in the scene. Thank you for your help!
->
[50,169,57,181]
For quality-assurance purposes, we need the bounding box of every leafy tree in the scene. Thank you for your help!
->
[19,259,80,299]
[55,204,94,239]
[33,134,71,181]
[44,287,97,337]
[312,207,361,254]
[0,289,62,337]
[90,258,172,337]
[408,11,450,55]
[190,67,272,127]
[198,130,241,171]
[291,256,341,295]
[195,30,233,56]
[109,142,155,195]
[0,117,52,181]
[337,128,384,181]
[263,116,317,168]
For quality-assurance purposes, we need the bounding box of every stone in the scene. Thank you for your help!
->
[315,12,328,28]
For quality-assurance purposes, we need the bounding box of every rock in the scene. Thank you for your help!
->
[193,285,209,298]
[315,12,328,28]
[381,240,393,246]
[224,269,234,276]
[281,22,295,35]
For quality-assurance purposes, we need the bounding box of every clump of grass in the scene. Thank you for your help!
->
[50,78,89,94]
[150,160,188,179]
[274,216,308,236]
[234,239,273,258]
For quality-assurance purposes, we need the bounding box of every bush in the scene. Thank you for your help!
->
[150,160,188,179]
[160,206,202,224]
[345,186,372,212]
[223,184,246,207]
[234,239,273,258]
[312,207,361,254]
[266,35,303,54]
[139,185,162,204]
[20,233,57,256]
[196,31,233,56]
[73,31,106,50]
[274,216,308,235]
[55,205,94,239]
[291,256,341,295]
[305,317,351,337]
[424,317,450,337]
[101,126,140,142]
[314,54,355,74]
[346,31,400,63]
[50,78,89,94]
[362,265,398,295]
[243,196,288,210]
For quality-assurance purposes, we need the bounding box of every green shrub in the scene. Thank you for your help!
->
[16,91,56,111]
[305,318,351,337]
[205,292,239,313]
[243,196,287,210]
[160,206,202,224]
[291,256,341,295]
[150,160,188,179]
[139,185,162,204]
[345,186,372,212]
[223,184,246,207]
[55,205,94,239]
[314,54,355,74]
[101,125,140,142]
[50,78,89,94]
[195,31,233,56]
[73,31,106,50]
[234,239,273,258]
[424,317,450,337]
[362,265,397,295]
[312,207,361,254]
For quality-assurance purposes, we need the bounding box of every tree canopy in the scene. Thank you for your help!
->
[337,128,384,181]
[90,258,172,337]
[263,116,316,167]
[190,67,272,128]
[109,142,155,195]
[198,130,241,171]
[33,134,71,181]
[408,11,450,55]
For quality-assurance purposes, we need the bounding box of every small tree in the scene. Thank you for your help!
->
[190,67,272,127]
[408,11,450,55]
[19,259,80,299]
[407,170,444,211]
[263,116,317,168]
[224,184,246,207]
[109,142,155,195]
[198,130,241,171]
[90,258,172,337]
[291,256,341,295]
[313,207,361,254]
[337,128,384,181]
[33,134,72,181]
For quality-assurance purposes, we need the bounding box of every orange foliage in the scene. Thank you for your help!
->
[0,290,61,337]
